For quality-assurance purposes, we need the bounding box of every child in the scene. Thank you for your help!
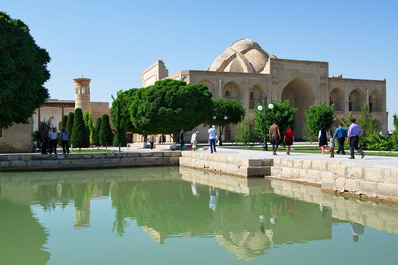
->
[329,134,335,158]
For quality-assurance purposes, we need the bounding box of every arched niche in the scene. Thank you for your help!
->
[369,89,383,112]
[198,80,215,98]
[281,76,315,138]
[223,81,240,99]
[349,89,366,111]
[330,87,344,111]
[249,84,263,109]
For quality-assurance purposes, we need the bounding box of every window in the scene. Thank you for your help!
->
[224,90,231,98]
[0,128,3,138]
[349,95,352,111]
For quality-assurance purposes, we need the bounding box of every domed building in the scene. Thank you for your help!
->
[142,39,387,141]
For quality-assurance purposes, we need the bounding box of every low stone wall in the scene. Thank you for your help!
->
[0,151,181,172]
[270,158,398,201]
[179,151,273,178]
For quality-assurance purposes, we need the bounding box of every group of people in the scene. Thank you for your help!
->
[318,118,365,159]
[40,127,70,155]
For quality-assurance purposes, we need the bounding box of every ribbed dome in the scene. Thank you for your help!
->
[207,39,276,74]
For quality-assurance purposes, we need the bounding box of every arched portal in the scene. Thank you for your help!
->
[330,87,344,111]
[249,85,262,109]
[281,77,315,138]
[349,89,365,111]
[369,89,382,112]
[373,119,382,131]
[223,81,240,99]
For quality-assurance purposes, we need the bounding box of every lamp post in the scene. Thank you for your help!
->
[212,115,228,146]
[257,96,274,151]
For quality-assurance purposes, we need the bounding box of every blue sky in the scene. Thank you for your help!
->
[2,0,398,129]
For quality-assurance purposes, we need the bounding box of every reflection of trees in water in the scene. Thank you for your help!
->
[0,198,50,265]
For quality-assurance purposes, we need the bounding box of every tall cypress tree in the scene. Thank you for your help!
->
[66,112,75,146]
[83,111,92,147]
[100,114,113,147]
[92,117,102,146]
[71,108,88,151]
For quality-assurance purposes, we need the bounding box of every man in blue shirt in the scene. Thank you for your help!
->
[208,125,217,153]
[346,118,365,159]
[333,123,347,155]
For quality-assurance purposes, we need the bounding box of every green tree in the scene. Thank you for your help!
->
[254,100,297,143]
[71,108,89,151]
[357,103,376,137]
[100,114,113,147]
[304,103,335,139]
[205,98,245,145]
[83,111,93,147]
[111,91,128,151]
[393,113,398,131]
[0,12,51,128]
[92,117,102,146]
[235,117,257,148]
[66,112,74,146]
[129,79,213,141]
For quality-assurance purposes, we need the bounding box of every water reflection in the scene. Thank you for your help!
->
[0,167,398,263]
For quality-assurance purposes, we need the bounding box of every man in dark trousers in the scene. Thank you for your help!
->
[179,129,184,150]
[41,127,49,154]
[333,123,347,155]
[346,118,365,159]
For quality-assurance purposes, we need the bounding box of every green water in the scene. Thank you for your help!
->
[1,166,398,265]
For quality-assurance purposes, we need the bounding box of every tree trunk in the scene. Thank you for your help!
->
[219,126,225,146]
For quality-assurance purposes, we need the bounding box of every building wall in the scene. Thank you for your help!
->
[0,120,33,153]
[33,106,75,131]
[142,60,169,87]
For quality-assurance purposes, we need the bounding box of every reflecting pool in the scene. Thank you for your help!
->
[1,166,398,265]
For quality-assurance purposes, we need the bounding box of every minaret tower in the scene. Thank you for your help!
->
[74,76,91,113]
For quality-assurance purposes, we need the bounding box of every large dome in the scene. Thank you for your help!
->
[207,39,276,74]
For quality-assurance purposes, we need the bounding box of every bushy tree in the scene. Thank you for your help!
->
[205,98,245,145]
[83,111,93,147]
[66,112,74,145]
[111,91,129,151]
[357,103,376,137]
[304,103,334,138]
[254,100,297,142]
[100,114,113,147]
[92,117,102,146]
[71,108,89,151]
[0,12,50,128]
[235,117,257,148]
[129,79,213,141]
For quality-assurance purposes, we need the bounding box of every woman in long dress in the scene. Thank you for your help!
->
[283,125,295,155]
[191,131,199,151]
[318,124,328,155]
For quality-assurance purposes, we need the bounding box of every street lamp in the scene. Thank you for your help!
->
[257,96,274,151]
[212,115,228,146]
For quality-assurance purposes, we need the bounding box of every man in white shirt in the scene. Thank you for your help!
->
[208,125,217,153]
[49,127,59,154]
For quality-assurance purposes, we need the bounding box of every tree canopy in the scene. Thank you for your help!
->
[357,103,376,137]
[0,12,50,128]
[254,100,297,140]
[205,98,245,145]
[71,108,89,150]
[92,117,102,146]
[111,91,128,149]
[304,103,335,137]
[129,79,213,137]
[66,112,75,145]
[100,114,113,146]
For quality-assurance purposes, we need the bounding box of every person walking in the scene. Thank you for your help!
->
[49,127,59,154]
[41,127,49,154]
[179,129,185,150]
[149,135,155,150]
[208,125,217,153]
[191,131,199,151]
[347,118,365,159]
[283,125,294,155]
[333,123,347,155]
[60,128,70,154]
[269,120,281,155]
[318,124,328,155]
